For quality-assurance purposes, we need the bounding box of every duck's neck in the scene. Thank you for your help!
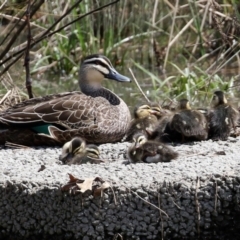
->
[81,84,120,106]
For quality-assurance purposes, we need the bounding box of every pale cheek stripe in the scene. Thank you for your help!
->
[95,65,109,75]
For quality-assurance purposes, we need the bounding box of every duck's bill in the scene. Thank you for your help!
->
[59,153,73,164]
[106,69,131,82]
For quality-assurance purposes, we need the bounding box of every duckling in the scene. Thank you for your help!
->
[150,102,164,119]
[60,137,104,164]
[208,90,239,141]
[128,133,178,163]
[151,111,181,142]
[123,104,160,141]
[170,99,208,142]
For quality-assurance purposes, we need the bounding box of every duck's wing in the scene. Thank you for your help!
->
[142,141,178,163]
[208,105,239,140]
[171,110,207,138]
[0,91,96,129]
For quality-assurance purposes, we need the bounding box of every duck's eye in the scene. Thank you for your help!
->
[95,60,101,65]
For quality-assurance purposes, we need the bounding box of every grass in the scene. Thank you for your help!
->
[0,0,240,108]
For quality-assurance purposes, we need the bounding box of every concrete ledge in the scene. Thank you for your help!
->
[1,139,240,239]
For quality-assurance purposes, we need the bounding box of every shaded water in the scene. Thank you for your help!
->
[29,63,240,114]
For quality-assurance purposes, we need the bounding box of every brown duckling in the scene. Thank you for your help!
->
[208,90,239,141]
[60,137,104,164]
[170,99,208,142]
[128,133,178,163]
[122,104,160,141]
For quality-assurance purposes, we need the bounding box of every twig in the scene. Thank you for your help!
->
[128,68,150,103]
[5,141,32,149]
[214,180,219,214]
[158,191,164,240]
[0,0,120,72]
[24,0,33,99]
[163,0,179,69]
[109,182,118,205]
[0,0,44,62]
[195,176,201,236]
[113,233,123,240]
[129,188,169,218]
[0,90,11,105]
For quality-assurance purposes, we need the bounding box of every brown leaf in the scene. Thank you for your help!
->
[93,181,110,197]
[76,178,94,193]
[68,173,80,183]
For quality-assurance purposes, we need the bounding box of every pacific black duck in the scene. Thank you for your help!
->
[128,132,178,163]
[208,90,239,141]
[170,99,208,142]
[60,137,104,164]
[122,104,160,141]
[0,54,131,146]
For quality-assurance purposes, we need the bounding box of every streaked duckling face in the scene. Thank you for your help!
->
[134,104,158,119]
[150,103,163,118]
[60,137,86,164]
[211,90,227,107]
[128,145,144,163]
[132,133,148,148]
[178,99,191,110]
[81,144,104,163]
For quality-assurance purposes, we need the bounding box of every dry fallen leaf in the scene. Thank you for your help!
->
[61,174,110,197]
[76,178,94,193]
[93,181,111,197]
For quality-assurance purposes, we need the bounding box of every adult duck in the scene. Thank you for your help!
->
[0,54,131,146]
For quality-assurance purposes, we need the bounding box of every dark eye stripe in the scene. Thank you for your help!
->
[84,57,112,70]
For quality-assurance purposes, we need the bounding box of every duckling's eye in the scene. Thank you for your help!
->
[95,60,101,65]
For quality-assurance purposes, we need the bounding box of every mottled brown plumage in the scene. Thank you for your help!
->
[0,54,131,146]
[60,137,104,165]
[123,104,160,141]
[208,90,239,141]
[170,99,208,142]
[128,133,178,163]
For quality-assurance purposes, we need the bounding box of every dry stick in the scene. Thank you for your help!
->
[168,18,194,49]
[0,0,120,74]
[129,189,169,218]
[195,177,201,237]
[0,54,23,77]
[5,141,32,149]
[214,180,218,214]
[191,0,211,57]
[158,191,164,240]
[24,0,33,99]
[163,0,179,70]
[38,0,83,40]
[0,90,11,105]
[0,0,43,62]
[128,67,150,103]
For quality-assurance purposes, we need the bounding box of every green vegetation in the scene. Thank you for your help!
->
[0,0,240,108]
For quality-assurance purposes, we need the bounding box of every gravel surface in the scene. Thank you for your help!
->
[1,138,240,239]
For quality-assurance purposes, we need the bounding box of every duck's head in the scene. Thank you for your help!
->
[79,54,131,94]
[134,104,159,119]
[150,103,164,118]
[211,90,227,107]
[128,145,143,163]
[132,132,148,148]
[85,144,100,159]
[178,99,191,110]
[60,137,86,164]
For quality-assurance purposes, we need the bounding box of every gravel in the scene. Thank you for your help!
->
[1,138,240,239]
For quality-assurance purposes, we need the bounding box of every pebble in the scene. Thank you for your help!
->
[1,137,240,239]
